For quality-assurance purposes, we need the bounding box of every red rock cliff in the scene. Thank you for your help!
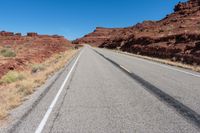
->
[74,0,200,65]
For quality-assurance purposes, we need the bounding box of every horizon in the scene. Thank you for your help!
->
[1,0,200,132]
[0,0,187,40]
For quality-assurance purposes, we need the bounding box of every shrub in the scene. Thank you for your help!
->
[17,81,34,96]
[0,71,25,84]
[0,48,16,57]
[31,64,45,73]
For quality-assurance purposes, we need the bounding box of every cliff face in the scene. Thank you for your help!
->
[73,27,121,46]
[74,0,200,65]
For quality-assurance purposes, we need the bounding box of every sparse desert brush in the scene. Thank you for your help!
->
[3,45,11,49]
[0,88,21,119]
[0,71,25,84]
[55,54,62,59]
[16,80,35,96]
[0,106,7,119]
[31,64,45,73]
[0,49,77,120]
[0,48,16,57]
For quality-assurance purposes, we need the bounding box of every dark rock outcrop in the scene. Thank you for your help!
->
[174,0,200,12]
[27,32,38,37]
[0,31,14,36]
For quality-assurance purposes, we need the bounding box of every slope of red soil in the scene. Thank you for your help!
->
[0,32,72,78]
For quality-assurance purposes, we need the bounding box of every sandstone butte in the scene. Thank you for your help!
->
[73,0,200,65]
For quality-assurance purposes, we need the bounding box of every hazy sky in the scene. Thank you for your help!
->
[0,0,187,40]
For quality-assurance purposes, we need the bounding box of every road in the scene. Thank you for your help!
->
[10,45,200,133]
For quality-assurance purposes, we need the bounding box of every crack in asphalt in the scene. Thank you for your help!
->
[49,85,70,133]
[48,56,80,133]
[94,49,200,130]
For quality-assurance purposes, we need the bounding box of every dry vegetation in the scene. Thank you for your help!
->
[0,48,16,58]
[0,49,77,120]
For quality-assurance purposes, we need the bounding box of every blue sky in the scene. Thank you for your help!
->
[0,0,187,40]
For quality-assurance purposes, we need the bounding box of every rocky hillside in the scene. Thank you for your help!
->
[74,0,200,65]
[73,27,122,46]
[0,31,72,78]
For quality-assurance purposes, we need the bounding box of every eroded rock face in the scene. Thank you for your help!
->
[174,0,200,12]
[74,0,200,65]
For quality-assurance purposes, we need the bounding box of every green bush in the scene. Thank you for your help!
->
[0,48,16,57]
[0,71,25,84]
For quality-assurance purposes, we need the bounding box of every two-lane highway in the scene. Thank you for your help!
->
[10,46,200,133]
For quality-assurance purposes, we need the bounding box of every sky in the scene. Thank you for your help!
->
[0,0,187,40]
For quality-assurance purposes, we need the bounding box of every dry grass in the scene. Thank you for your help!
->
[0,48,16,57]
[0,49,78,120]
[114,50,200,72]
[0,71,25,84]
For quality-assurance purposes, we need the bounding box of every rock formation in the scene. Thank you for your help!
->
[74,0,200,65]
[27,32,38,37]
[0,31,14,36]
[73,27,121,46]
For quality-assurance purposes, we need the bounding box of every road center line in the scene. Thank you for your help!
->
[119,65,131,73]
[35,50,83,133]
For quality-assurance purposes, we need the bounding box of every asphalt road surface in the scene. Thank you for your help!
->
[10,46,200,133]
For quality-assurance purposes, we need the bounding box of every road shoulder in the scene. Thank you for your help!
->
[0,49,81,133]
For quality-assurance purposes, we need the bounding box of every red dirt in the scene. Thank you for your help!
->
[0,32,73,78]
[73,0,200,65]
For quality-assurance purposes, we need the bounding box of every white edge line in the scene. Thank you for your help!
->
[96,48,200,78]
[134,57,200,78]
[35,50,83,133]
[112,50,200,78]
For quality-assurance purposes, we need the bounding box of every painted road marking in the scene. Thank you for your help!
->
[134,57,200,78]
[120,65,131,73]
[110,49,200,78]
[35,50,83,133]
